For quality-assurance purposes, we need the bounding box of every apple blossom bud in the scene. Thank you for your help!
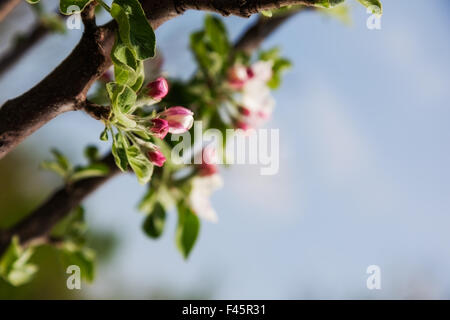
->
[146,77,169,100]
[228,64,253,89]
[198,148,218,176]
[235,121,251,131]
[149,118,169,139]
[159,106,194,134]
[238,106,251,116]
[148,149,166,167]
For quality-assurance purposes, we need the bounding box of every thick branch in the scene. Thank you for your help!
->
[0,0,20,23]
[0,153,119,254]
[0,22,50,77]
[0,8,302,256]
[0,0,322,160]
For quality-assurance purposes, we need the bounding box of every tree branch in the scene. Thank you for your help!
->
[0,153,119,254]
[0,8,302,256]
[0,0,323,160]
[0,0,20,23]
[0,22,50,77]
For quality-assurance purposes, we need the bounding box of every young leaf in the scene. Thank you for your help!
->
[60,0,93,15]
[356,0,382,15]
[204,15,230,56]
[0,237,38,286]
[313,0,345,9]
[142,202,166,238]
[125,145,154,185]
[176,203,200,259]
[261,10,273,17]
[84,145,100,162]
[51,148,72,172]
[111,134,129,172]
[111,0,156,60]
[100,127,109,141]
[70,163,109,182]
[61,243,96,282]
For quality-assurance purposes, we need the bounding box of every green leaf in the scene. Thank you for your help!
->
[100,127,109,141]
[204,15,230,56]
[111,0,156,60]
[176,203,200,259]
[261,10,273,17]
[142,202,166,238]
[51,148,72,171]
[0,237,38,286]
[111,133,129,172]
[61,243,95,282]
[40,160,67,178]
[70,163,109,182]
[106,82,137,128]
[356,0,382,15]
[59,0,93,15]
[40,148,72,179]
[125,145,154,185]
[26,0,40,3]
[268,58,292,89]
[313,0,345,9]
[84,145,100,162]
[51,206,86,240]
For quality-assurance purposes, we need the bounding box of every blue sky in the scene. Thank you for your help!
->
[1,0,450,298]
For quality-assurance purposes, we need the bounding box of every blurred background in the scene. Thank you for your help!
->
[1,0,450,299]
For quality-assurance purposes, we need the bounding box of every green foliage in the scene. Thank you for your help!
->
[59,0,93,15]
[60,243,96,282]
[41,146,109,183]
[176,202,200,259]
[0,237,38,286]
[142,202,166,238]
[357,0,382,14]
[259,48,292,89]
[190,15,230,77]
[111,0,156,60]
[313,0,345,9]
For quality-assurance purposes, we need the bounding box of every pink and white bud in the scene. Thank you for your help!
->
[159,106,194,134]
[250,61,273,83]
[147,149,166,167]
[198,147,218,176]
[235,120,251,131]
[149,118,169,139]
[227,64,254,89]
[146,77,169,100]
[238,106,251,116]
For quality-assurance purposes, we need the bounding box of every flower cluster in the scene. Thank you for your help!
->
[227,61,275,130]
[143,79,194,167]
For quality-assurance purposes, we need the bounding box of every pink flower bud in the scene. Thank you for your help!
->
[238,106,251,116]
[159,106,194,134]
[148,149,166,167]
[235,121,251,131]
[149,118,169,139]
[228,64,253,89]
[146,77,169,100]
[198,148,218,176]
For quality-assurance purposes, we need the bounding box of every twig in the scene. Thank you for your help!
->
[0,0,20,23]
[0,8,302,256]
[0,0,323,160]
